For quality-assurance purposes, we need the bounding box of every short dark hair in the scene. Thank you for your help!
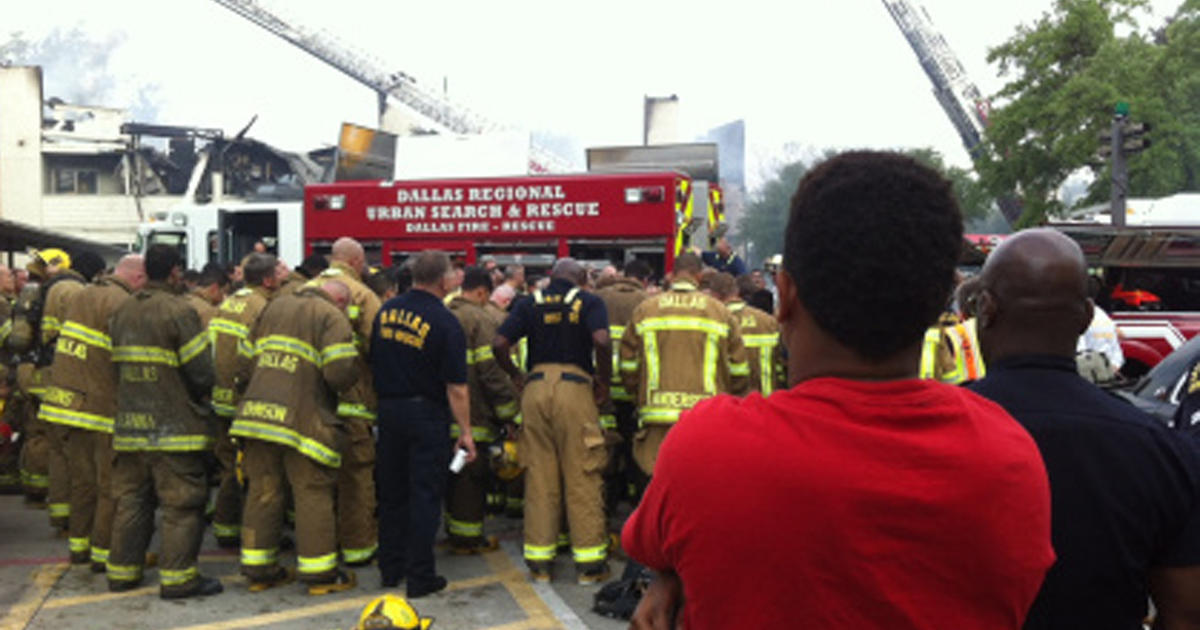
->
[748,288,774,314]
[462,266,493,292]
[393,265,413,294]
[701,272,737,299]
[145,244,182,282]
[365,269,396,297]
[784,151,962,359]
[71,250,106,282]
[198,262,229,288]
[298,254,329,279]
[243,253,277,286]
[674,253,703,275]
[736,274,758,301]
[625,259,652,282]
[412,251,451,286]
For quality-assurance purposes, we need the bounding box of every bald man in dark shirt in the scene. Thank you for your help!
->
[969,228,1200,630]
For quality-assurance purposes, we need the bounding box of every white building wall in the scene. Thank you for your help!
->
[0,67,44,225]
[41,195,181,247]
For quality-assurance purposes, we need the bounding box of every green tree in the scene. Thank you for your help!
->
[736,159,810,265]
[977,0,1200,225]
[736,148,995,264]
[900,148,995,223]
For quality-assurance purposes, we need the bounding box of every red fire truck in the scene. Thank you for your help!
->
[1053,202,1200,377]
[307,171,708,272]
[139,171,713,277]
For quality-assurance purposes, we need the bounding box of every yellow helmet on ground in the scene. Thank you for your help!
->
[357,594,433,630]
[491,439,523,482]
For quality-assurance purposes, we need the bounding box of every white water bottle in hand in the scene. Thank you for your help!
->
[449,447,469,473]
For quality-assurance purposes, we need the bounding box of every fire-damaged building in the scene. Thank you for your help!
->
[0,65,324,250]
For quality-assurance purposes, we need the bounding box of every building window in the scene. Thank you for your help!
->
[51,168,99,194]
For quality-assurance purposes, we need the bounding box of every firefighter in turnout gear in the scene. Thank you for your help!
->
[32,248,105,532]
[208,253,280,547]
[231,279,359,594]
[0,265,18,492]
[185,263,227,328]
[494,258,613,585]
[718,273,785,394]
[486,283,524,517]
[920,276,985,384]
[620,253,749,475]
[106,245,222,599]
[446,267,518,554]
[40,255,145,569]
[9,281,49,502]
[318,237,381,566]
[593,260,652,506]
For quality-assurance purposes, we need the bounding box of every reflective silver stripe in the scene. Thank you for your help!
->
[643,328,660,392]
[297,552,338,574]
[524,543,556,561]
[321,342,359,364]
[113,345,179,366]
[255,335,320,365]
[572,544,607,563]
[178,331,210,364]
[61,321,112,349]
[635,316,729,337]
[209,318,249,339]
[229,420,341,468]
[639,407,683,425]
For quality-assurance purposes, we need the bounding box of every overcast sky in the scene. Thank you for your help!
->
[5,0,1184,186]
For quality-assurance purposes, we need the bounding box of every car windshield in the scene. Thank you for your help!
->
[1132,334,1200,401]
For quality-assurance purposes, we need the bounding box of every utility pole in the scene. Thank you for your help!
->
[1110,109,1127,227]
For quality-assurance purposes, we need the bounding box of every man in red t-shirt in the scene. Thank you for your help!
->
[622,151,1054,629]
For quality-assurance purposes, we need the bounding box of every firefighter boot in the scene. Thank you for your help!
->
[577,561,611,586]
[161,575,224,600]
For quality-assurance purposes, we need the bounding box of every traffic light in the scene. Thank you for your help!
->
[1096,120,1151,158]
[1121,121,1151,153]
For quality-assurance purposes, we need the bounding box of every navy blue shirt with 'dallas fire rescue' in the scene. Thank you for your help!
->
[498,278,607,374]
[370,288,467,408]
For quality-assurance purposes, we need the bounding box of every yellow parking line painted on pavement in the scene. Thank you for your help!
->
[166,573,505,630]
[483,551,565,630]
[41,575,247,610]
[0,562,68,630]
[483,620,561,630]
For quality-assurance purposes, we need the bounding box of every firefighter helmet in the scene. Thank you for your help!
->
[26,248,71,279]
[357,594,432,630]
[490,439,523,482]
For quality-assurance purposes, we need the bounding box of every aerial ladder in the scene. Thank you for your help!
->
[882,0,990,155]
[210,0,571,173]
[882,0,1023,223]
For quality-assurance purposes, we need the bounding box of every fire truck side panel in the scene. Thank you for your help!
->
[304,172,685,270]
[1112,311,1200,375]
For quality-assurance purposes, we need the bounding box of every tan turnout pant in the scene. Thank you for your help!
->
[336,416,377,564]
[67,428,114,564]
[519,363,608,567]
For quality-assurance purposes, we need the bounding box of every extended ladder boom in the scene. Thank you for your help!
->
[211,0,571,172]
[882,0,990,156]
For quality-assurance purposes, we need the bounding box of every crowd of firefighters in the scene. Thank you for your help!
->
[0,233,1002,601]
